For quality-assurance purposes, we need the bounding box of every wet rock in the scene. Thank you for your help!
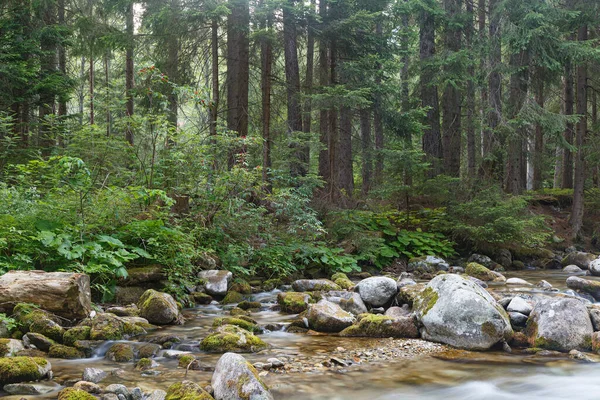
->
[408,256,449,274]
[588,308,600,331]
[396,283,425,306]
[165,380,214,400]
[212,317,260,333]
[48,344,85,359]
[498,297,514,309]
[354,276,398,307]
[324,292,368,316]
[3,382,57,395]
[508,312,528,328]
[238,301,262,310]
[507,297,533,315]
[526,297,593,352]
[0,357,52,385]
[192,292,214,305]
[12,303,64,342]
[569,349,600,362]
[83,367,107,383]
[105,305,139,317]
[0,270,91,319]
[212,352,273,400]
[590,259,600,276]
[63,326,91,347]
[537,280,554,290]
[79,312,143,341]
[562,252,596,269]
[105,343,135,362]
[138,343,162,359]
[305,300,355,333]
[148,390,167,400]
[135,358,159,371]
[468,254,494,267]
[277,292,311,314]
[0,338,25,356]
[73,340,104,358]
[291,279,341,292]
[385,305,411,318]
[465,262,506,282]
[58,388,96,400]
[200,325,268,353]
[138,290,182,325]
[73,381,102,394]
[198,270,233,296]
[564,265,585,274]
[414,274,512,350]
[566,276,600,300]
[339,314,419,338]
[267,358,284,368]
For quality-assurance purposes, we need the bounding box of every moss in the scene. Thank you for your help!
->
[212,317,259,332]
[262,279,281,292]
[533,336,563,351]
[334,278,354,290]
[230,307,250,317]
[105,343,135,362]
[81,313,126,341]
[165,381,214,400]
[0,357,48,384]
[481,321,499,337]
[200,325,267,353]
[230,280,252,295]
[222,291,244,304]
[48,344,84,359]
[339,314,418,338]
[63,326,91,346]
[138,343,161,359]
[192,292,213,305]
[57,388,96,400]
[331,272,349,281]
[123,322,146,337]
[135,357,154,371]
[237,301,261,311]
[16,348,46,357]
[417,287,439,317]
[0,339,9,357]
[277,292,311,314]
[465,262,496,281]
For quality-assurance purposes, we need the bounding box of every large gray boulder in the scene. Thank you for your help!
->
[526,298,593,352]
[506,297,533,315]
[407,256,449,273]
[198,270,232,296]
[566,276,600,301]
[414,274,512,350]
[562,252,596,269]
[305,300,355,333]
[291,279,340,292]
[354,276,398,307]
[138,290,182,325]
[589,259,600,276]
[212,353,273,400]
[323,291,368,315]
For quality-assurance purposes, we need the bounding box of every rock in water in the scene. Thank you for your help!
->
[589,259,600,276]
[526,298,593,352]
[291,279,340,292]
[414,274,512,350]
[165,381,213,400]
[562,252,596,269]
[0,357,52,385]
[198,270,233,296]
[0,270,91,319]
[138,290,182,325]
[354,276,398,307]
[305,300,355,333]
[339,314,419,338]
[0,339,24,357]
[566,276,600,301]
[506,297,533,315]
[82,368,107,384]
[212,353,273,400]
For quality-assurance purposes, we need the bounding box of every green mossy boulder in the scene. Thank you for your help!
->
[138,289,183,325]
[277,292,311,314]
[79,313,126,340]
[262,279,281,292]
[63,326,91,346]
[135,357,157,371]
[165,380,214,400]
[48,344,84,359]
[339,314,419,338]
[57,387,96,400]
[396,284,425,307]
[221,291,244,304]
[0,357,52,385]
[230,307,250,317]
[230,280,252,295]
[24,333,55,352]
[105,343,135,362]
[334,278,354,290]
[192,292,213,305]
[237,301,261,311]
[200,325,268,353]
[212,317,260,333]
[138,343,162,359]
[465,262,505,282]
[13,304,64,342]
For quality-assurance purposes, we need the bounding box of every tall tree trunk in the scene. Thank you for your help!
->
[533,73,544,190]
[328,41,338,199]
[505,50,529,195]
[360,109,372,195]
[478,0,487,161]
[485,0,502,179]
[303,0,315,136]
[210,18,219,138]
[337,105,353,199]
[420,0,442,175]
[570,24,587,237]
[317,0,330,188]
[261,9,273,186]
[283,0,306,177]
[104,50,110,137]
[562,55,575,188]
[166,0,179,128]
[466,0,476,178]
[57,0,66,118]
[39,0,58,154]
[125,1,134,145]
[89,56,94,125]
[442,0,462,177]
[373,20,384,185]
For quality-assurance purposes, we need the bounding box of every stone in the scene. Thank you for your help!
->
[277,292,311,314]
[396,283,425,306]
[200,325,268,353]
[407,256,449,273]
[73,381,102,394]
[104,384,130,397]
[212,353,273,400]
[354,276,398,307]
[384,305,411,318]
[23,332,54,352]
[562,252,596,269]
[165,380,214,400]
[588,308,600,331]
[339,314,419,338]
[192,292,214,305]
[63,326,91,346]
[495,249,513,268]
[291,279,340,292]
[507,297,533,316]
[466,276,488,288]
[58,388,96,400]
[115,286,147,304]
[83,368,107,383]
[121,265,165,286]
[12,304,64,342]
[212,317,260,333]
[590,259,600,276]
[0,270,91,319]
[537,280,554,290]
[465,262,506,282]
[327,292,368,316]
[237,301,262,310]
[105,343,135,362]
[267,358,284,368]
[0,339,24,357]
[564,265,585,274]
[509,312,528,328]
[506,277,533,286]
[3,382,58,395]
[467,254,494,267]
[567,276,600,301]
[414,274,512,350]
[0,357,52,385]
[48,344,85,359]
[105,305,139,317]
[138,289,182,325]
[148,390,167,400]
[79,312,142,341]
[526,297,593,352]
[198,270,233,296]
[138,343,162,359]
[305,300,355,333]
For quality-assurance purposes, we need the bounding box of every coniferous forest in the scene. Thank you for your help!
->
[1,0,600,398]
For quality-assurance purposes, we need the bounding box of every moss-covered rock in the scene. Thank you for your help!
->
[192,292,213,305]
[230,280,252,295]
[465,262,505,282]
[200,324,268,353]
[292,279,341,292]
[339,314,419,338]
[0,357,52,385]
[13,304,64,342]
[63,326,91,347]
[396,283,425,306]
[211,353,273,400]
[212,317,260,333]
[79,313,126,340]
[57,387,96,400]
[15,348,46,358]
[221,291,244,304]
[0,339,24,357]
[138,343,162,359]
[230,307,250,317]
[237,301,261,311]
[262,279,281,292]
[305,300,355,333]
[331,272,349,281]
[165,380,214,400]
[138,289,183,325]
[24,332,56,352]
[334,278,354,290]
[105,343,135,362]
[48,344,84,359]
[105,305,140,317]
[277,292,311,314]
[135,357,158,371]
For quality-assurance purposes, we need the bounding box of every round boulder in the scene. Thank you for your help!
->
[562,252,596,269]
[198,270,232,297]
[566,276,600,301]
[138,289,182,325]
[354,276,398,307]
[305,300,355,333]
[291,279,340,292]
[212,352,273,400]
[589,259,600,276]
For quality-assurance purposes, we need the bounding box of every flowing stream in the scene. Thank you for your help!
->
[4,270,600,399]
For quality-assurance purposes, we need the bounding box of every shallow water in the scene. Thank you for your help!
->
[4,270,600,399]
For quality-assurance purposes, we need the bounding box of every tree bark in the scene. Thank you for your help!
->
[562,55,575,188]
[261,9,273,186]
[39,0,58,154]
[360,109,372,195]
[337,105,353,199]
[303,0,316,136]
[57,0,67,121]
[165,0,179,128]
[328,41,338,198]
[125,1,134,145]
[485,0,502,179]
[533,73,544,190]
[210,18,219,138]
[374,20,384,185]
[317,0,330,187]
[466,0,476,178]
